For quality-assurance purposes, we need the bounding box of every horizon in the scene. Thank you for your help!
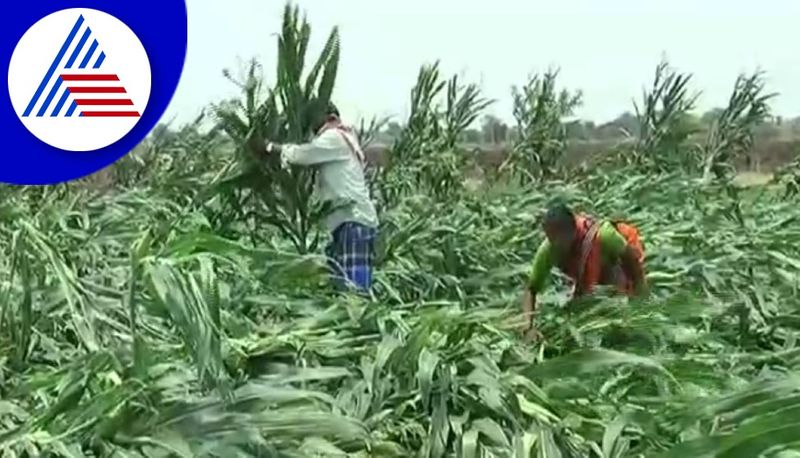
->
[161,0,800,128]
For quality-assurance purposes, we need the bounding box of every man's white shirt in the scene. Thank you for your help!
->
[278,128,378,232]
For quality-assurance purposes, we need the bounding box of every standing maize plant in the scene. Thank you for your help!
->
[374,62,443,207]
[632,60,700,172]
[506,68,583,182]
[111,113,227,193]
[701,71,776,182]
[375,62,491,206]
[6,5,800,454]
[212,3,340,254]
[367,63,490,274]
[773,152,800,199]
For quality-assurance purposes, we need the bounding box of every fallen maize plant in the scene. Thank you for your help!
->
[0,3,799,457]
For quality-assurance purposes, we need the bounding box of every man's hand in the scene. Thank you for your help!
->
[246,131,266,158]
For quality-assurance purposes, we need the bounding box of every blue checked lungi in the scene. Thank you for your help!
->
[325,222,377,292]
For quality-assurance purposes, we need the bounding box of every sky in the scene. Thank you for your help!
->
[162,0,800,127]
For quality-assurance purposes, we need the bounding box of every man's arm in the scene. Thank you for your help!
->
[277,130,351,167]
[248,129,351,166]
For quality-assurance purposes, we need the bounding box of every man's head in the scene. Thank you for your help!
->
[543,202,577,251]
[311,101,341,133]
[326,101,340,118]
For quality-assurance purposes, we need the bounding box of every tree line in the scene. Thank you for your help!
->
[374,109,800,146]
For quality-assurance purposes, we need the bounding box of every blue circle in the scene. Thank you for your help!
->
[2,1,187,185]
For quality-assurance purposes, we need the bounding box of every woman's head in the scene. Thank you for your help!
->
[543,202,577,250]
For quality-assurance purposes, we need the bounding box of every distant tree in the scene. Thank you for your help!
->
[754,122,781,142]
[385,121,403,138]
[701,108,725,126]
[462,128,482,144]
[565,120,596,140]
[682,112,703,134]
[612,111,640,137]
[590,112,640,141]
[481,115,508,144]
[790,117,800,135]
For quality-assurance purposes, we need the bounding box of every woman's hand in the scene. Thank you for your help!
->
[523,326,543,343]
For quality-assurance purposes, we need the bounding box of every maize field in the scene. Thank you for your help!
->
[2,4,800,457]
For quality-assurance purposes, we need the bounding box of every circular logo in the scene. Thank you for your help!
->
[8,8,151,152]
[0,0,186,185]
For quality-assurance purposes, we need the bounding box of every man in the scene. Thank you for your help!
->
[249,102,379,293]
[521,203,647,340]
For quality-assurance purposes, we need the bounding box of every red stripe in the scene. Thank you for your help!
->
[81,111,140,117]
[60,74,119,81]
[75,99,133,106]
[68,87,127,93]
